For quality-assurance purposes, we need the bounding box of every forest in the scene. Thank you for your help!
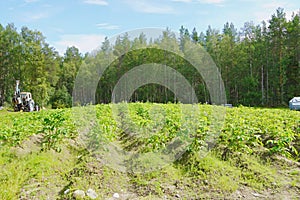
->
[0,8,299,108]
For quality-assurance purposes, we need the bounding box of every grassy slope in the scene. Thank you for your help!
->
[0,105,299,199]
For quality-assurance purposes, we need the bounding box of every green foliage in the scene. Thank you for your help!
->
[1,104,298,161]
[218,107,300,160]
[0,109,77,153]
[0,146,76,200]
[0,24,82,108]
[40,109,77,152]
[0,112,43,147]
[87,103,299,163]
[0,104,300,199]
[50,86,72,109]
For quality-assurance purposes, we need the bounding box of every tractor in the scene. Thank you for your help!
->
[12,80,35,112]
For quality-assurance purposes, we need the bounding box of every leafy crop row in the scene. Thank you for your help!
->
[218,106,300,160]
[85,103,300,162]
[0,109,76,152]
[1,104,299,161]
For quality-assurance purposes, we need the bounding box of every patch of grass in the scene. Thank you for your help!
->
[289,170,299,176]
[181,152,240,193]
[130,164,183,198]
[0,146,76,200]
[238,157,279,190]
[178,151,283,195]
[0,148,29,200]
[59,149,132,199]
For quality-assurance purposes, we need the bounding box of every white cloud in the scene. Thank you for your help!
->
[22,12,49,22]
[198,0,225,4]
[262,2,287,10]
[83,0,108,6]
[51,27,65,34]
[254,11,275,24]
[172,0,224,3]
[254,1,296,23]
[172,0,193,2]
[264,3,300,21]
[24,0,39,3]
[96,23,120,30]
[286,9,300,20]
[126,0,174,14]
[54,34,106,55]
[30,12,48,20]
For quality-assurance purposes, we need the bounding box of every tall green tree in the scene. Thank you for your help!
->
[268,8,287,105]
[52,46,82,108]
[285,12,300,99]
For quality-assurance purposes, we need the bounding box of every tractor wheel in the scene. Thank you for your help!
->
[28,101,34,112]
[14,106,19,112]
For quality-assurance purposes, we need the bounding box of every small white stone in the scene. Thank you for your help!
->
[86,188,98,199]
[73,190,85,199]
[113,193,120,198]
[64,189,70,194]
[252,193,265,198]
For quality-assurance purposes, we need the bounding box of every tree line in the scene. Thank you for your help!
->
[0,24,83,108]
[0,8,299,108]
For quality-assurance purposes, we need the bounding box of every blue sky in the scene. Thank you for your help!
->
[0,0,299,55]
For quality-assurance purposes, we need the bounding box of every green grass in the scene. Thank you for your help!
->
[0,146,76,199]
